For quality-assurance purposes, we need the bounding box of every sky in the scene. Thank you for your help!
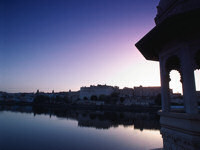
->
[1,0,199,93]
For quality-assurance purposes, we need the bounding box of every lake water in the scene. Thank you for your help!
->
[0,106,163,150]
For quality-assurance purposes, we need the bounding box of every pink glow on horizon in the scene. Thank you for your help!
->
[3,0,186,93]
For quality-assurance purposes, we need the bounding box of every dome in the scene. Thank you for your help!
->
[157,0,175,14]
[155,0,200,24]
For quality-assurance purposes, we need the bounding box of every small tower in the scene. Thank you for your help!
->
[36,89,39,94]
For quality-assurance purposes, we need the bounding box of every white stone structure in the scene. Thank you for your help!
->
[134,86,162,97]
[136,0,200,149]
[119,87,134,98]
[67,90,80,102]
[79,85,117,100]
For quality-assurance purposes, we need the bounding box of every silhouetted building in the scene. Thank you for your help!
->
[80,84,118,100]
[134,86,162,97]
[67,90,80,102]
[119,87,134,98]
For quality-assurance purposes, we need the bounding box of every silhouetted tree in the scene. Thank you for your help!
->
[120,97,125,103]
[83,97,88,100]
[21,93,26,97]
[99,95,110,103]
[90,95,98,101]
[111,92,119,98]
[99,95,106,101]
[89,113,96,120]
[110,92,120,104]
[2,93,7,100]
[63,96,69,103]
[34,95,50,104]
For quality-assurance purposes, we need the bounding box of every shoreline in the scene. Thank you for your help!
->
[0,101,161,112]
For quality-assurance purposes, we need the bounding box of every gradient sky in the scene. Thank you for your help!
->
[1,0,199,93]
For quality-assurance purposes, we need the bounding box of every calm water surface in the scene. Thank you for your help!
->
[0,106,163,150]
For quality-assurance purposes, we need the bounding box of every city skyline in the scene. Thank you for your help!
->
[1,0,199,93]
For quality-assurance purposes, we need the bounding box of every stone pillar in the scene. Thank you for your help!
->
[181,46,198,114]
[160,57,170,112]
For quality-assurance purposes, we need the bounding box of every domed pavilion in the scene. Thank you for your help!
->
[136,0,200,149]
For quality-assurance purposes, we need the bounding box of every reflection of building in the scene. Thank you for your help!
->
[80,85,118,100]
[136,0,200,149]
[0,106,160,130]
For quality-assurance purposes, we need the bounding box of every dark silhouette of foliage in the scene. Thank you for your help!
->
[111,92,119,98]
[109,92,120,104]
[34,95,50,104]
[63,96,69,103]
[99,94,111,104]
[120,97,125,103]
[21,93,26,97]
[89,113,96,120]
[99,95,107,101]
[90,95,98,101]
[83,97,88,100]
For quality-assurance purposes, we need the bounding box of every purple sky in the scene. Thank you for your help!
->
[1,0,199,93]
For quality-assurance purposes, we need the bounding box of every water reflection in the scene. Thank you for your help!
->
[0,105,163,150]
[0,105,160,130]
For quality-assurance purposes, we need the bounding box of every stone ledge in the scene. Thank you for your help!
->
[158,110,200,136]
[158,110,200,120]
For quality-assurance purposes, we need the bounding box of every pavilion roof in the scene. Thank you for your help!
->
[135,8,200,61]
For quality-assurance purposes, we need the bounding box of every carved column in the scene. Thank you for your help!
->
[160,57,170,112]
[180,46,198,114]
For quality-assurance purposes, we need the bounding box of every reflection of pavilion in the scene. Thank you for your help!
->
[136,0,200,149]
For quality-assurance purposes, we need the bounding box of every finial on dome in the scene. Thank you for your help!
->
[155,0,200,25]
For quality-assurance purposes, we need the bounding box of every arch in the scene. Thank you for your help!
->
[169,70,184,109]
[165,55,181,73]
[194,70,200,91]
[194,50,200,107]
[169,70,183,94]
[163,55,184,112]
[194,69,200,107]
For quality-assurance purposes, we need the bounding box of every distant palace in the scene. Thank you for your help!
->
[1,84,199,107]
